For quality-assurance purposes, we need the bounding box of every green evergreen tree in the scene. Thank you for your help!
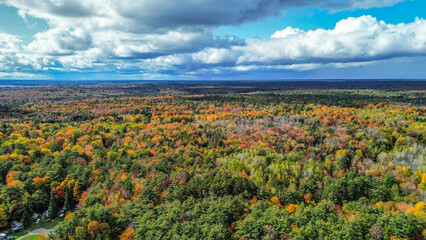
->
[64,186,74,213]
[20,208,32,228]
[47,190,59,219]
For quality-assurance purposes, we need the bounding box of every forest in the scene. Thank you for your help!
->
[0,81,425,240]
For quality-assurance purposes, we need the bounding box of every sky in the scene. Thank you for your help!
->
[0,0,425,80]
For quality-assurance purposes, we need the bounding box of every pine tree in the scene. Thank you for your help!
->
[20,208,32,228]
[47,190,59,219]
[64,186,74,213]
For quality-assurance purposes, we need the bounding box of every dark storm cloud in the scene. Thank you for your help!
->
[3,0,405,31]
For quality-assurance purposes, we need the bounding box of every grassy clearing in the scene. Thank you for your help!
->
[22,235,42,240]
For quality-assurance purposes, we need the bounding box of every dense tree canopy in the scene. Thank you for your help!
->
[0,82,425,239]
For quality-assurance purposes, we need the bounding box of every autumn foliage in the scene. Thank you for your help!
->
[0,84,425,239]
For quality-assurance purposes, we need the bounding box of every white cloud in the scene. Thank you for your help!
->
[90,30,219,59]
[0,0,424,79]
[26,27,92,55]
[170,16,426,68]
[0,33,23,71]
[0,71,43,79]
[0,33,21,52]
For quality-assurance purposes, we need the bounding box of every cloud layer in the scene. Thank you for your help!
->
[181,16,426,66]
[3,0,405,28]
[0,0,425,79]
